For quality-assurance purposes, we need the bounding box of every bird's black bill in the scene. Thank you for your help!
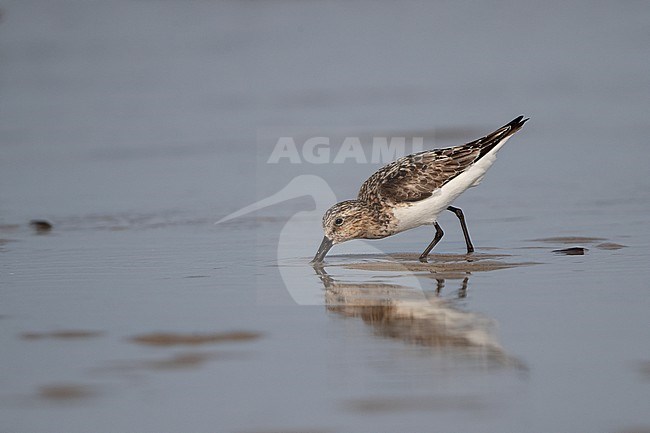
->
[311,236,333,263]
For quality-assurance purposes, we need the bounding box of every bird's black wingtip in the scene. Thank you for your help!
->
[471,115,529,160]
[506,115,529,134]
[513,115,529,125]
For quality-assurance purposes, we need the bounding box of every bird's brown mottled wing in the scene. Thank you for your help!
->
[358,116,528,204]
[358,148,476,203]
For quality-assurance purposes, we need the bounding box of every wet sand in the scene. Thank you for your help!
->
[128,331,262,347]
[335,252,537,273]
[37,384,97,402]
[21,330,104,340]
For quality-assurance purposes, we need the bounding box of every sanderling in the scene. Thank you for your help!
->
[312,116,529,263]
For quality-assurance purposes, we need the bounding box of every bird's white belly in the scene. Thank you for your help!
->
[391,142,506,233]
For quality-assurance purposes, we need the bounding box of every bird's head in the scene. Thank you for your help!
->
[311,200,371,263]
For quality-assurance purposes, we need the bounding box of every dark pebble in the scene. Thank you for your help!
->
[29,220,53,234]
[552,247,587,255]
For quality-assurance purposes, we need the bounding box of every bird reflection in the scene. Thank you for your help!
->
[313,265,522,367]
[432,276,468,298]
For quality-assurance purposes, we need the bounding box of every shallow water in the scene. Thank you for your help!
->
[1,1,650,432]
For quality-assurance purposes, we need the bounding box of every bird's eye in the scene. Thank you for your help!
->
[334,218,344,226]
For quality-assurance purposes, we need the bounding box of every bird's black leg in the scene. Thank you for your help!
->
[419,222,444,262]
[447,206,475,254]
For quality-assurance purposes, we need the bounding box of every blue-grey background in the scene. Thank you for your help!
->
[1,1,649,432]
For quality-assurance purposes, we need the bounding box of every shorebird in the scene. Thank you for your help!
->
[312,116,529,263]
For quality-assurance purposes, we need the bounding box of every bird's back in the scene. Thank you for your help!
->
[358,116,528,206]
